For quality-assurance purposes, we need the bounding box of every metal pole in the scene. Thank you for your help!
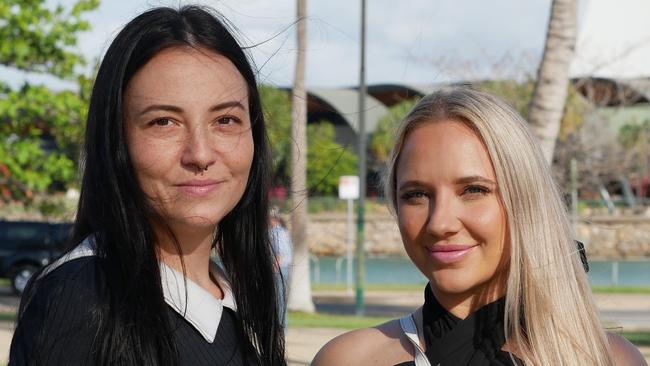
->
[355,0,367,316]
[347,198,353,295]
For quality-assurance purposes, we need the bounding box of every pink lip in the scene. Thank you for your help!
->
[428,244,477,264]
[175,179,223,196]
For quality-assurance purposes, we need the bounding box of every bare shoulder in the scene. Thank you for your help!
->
[311,318,415,366]
[607,332,648,366]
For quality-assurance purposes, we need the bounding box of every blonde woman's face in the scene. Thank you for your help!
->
[396,120,508,300]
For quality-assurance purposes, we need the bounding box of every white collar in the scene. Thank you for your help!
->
[43,236,236,343]
[159,260,237,343]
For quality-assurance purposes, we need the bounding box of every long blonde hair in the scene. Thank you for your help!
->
[385,87,613,365]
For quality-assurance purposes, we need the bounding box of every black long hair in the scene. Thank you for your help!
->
[63,5,282,365]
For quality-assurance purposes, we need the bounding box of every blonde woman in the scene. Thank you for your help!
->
[313,87,646,365]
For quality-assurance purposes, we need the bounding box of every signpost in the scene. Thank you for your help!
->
[338,175,359,295]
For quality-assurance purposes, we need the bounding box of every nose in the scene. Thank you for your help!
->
[181,125,216,172]
[426,192,462,238]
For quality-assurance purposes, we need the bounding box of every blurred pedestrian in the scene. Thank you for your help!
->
[270,206,293,328]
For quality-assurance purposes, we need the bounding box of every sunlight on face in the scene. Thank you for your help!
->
[123,46,254,232]
[396,120,508,301]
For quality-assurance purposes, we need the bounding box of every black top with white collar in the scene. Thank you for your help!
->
[9,244,259,365]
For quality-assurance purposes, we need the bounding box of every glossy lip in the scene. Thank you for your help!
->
[174,179,224,196]
[427,244,478,264]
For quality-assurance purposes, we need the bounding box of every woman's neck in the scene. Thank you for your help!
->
[431,280,506,319]
[154,222,223,299]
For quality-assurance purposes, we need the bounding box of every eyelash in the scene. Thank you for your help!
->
[146,115,242,127]
[399,185,491,202]
[216,115,241,125]
[400,191,427,202]
[463,185,491,197]
[148,117,175,127]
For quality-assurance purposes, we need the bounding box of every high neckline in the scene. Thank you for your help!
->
[421,283,515,365]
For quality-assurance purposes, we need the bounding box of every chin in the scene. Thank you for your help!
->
[167,211,225,229]
[429,268,484,295]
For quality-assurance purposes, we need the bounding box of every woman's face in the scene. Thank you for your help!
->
[124,46,254,230]
[395,120,508,299]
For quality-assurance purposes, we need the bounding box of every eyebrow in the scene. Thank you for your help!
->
[397,176,497,192]
[454,175,497,185]
[397,180,427,192]
[138,100,246,117]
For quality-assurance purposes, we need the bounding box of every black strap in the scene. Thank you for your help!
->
[575,240,589,273]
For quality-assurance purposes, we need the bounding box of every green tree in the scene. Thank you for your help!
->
[477,80,534,117]
[0,0,99,202]
[259,85,292,183]
[307,122,358,195]
[478,79,586,142]
[618,119,650,187]
[370,99,418,165]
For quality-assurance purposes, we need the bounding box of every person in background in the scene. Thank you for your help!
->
[10,5,285,365]
[270,207,293,328]
[313,87,646,366]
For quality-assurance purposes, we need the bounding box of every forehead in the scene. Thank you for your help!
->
[124,46,249,107]
[396,120,496,182]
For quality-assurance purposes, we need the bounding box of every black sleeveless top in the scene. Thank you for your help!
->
[396,284,518,366]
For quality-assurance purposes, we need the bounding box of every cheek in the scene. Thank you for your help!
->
[127,134,177,191]
[231,134,254,175]
[467,199,504,237]
[464,200,508,263]
[397,205,426,245]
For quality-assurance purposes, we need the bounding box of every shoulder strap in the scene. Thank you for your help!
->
[399,313,432,366]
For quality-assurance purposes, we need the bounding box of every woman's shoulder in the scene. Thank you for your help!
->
[312,318,416,366]
[35,255,104,293]
[607,332,648,366]
[10,254,107,364]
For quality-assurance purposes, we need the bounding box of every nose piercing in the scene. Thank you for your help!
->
[197,164,208,173]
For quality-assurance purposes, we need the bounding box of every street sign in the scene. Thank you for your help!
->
[338,175,359,200]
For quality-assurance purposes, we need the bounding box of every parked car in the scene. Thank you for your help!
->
[0,220,72,295]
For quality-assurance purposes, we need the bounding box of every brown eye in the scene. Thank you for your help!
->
[217,116,240,125]
[150,118,173,127]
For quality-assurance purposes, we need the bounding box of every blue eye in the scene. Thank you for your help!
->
[464,185,490,196]
[400,191,428,202]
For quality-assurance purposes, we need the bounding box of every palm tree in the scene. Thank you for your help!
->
[288,0,315,313]
[528,0,578,164]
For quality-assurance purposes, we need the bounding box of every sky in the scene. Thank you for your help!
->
[5,0,650,90]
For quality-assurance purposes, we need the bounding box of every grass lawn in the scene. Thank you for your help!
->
[312,283,425,292]
[592,286,650,294]
[0,312,15,322]
[288,311,392,329]
[620,331,650,346]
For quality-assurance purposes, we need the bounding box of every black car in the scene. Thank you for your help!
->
[0,220,72,294]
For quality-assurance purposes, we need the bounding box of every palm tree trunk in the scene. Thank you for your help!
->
[288,0,315,313]
[529,0,578,164]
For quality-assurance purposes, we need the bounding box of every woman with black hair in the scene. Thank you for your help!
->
[9,5,284,366]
